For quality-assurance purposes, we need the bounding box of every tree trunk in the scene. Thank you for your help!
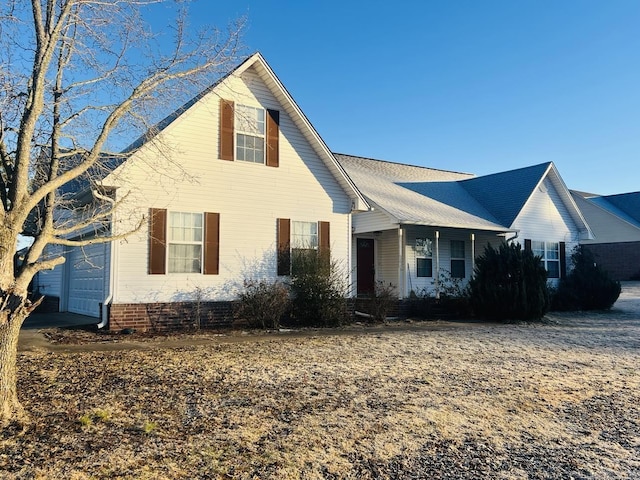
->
[0,304,30,428]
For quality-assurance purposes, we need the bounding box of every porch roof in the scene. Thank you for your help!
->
[336,154,513,233]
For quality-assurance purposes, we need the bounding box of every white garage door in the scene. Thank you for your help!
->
[67,243,107,318]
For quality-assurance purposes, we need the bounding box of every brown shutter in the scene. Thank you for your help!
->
[559,241,566,278]
[219,99,234,161]
[524,239,532,252]
[277,218,290,276]
[149,208,167,275]
[266,109,279,167]
[204,212,220,275]
[319,221,330,254]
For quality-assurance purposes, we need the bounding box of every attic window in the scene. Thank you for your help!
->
[236,104,265,163]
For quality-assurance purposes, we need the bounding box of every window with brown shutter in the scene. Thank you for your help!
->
[219,99,234,161]
[277,218,291,276]
[149,208,167,274]
[266,109,279,167]
[204,212,220,275]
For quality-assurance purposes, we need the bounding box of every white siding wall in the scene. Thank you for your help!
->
[352,208,397,234]
[109,66,352,303]
[403,227,503,297]
[512,177,581,272]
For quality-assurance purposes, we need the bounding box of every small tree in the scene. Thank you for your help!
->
[552,246,621,310]
[289,249,348,327]
[469,242,550,321]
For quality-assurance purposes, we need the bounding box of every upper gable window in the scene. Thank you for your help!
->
[236,104,265,163]
[219,99,279,167]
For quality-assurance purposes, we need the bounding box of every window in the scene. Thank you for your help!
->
[532,241,560,278]
[450,240,465,278]
[168,212,203,273]
[416,238,433,277]
[292,221,318,250]
[220,99,279,166]
[236,104,265,163]
[277,219,330,276]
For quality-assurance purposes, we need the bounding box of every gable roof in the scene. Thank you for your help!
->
[601,192,640,225]
[339,154,593,238]
[459,162,552,226]
[67,53,369,210]
[571,190,640,242]
[335,154,511,232]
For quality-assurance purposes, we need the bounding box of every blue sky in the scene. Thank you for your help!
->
[164,1,639,195]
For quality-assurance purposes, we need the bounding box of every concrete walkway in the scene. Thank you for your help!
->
[22,312,98,330]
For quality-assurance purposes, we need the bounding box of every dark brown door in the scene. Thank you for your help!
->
[357,238,375,295]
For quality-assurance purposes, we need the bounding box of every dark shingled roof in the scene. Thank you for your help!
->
[460,162,552,227]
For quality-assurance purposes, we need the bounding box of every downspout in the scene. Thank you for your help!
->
[397,226,405,298]
[93,189,115,329]
[471,233,475,276]
[506,231,519,244]
[435,230,440,299]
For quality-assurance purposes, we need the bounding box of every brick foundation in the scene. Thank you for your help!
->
[108,301,236,332]
[583,242,640,281]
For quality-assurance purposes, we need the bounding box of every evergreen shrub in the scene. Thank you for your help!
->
[468,242,550,321]
[552,246,621,310]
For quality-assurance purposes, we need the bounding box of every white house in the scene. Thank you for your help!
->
[337,154,593,298]
[35,53,368,330]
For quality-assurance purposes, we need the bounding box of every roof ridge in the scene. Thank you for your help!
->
[333,152,473,176]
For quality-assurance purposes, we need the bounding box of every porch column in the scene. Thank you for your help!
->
[471,233,475,275]
[398,226,405,298]
[435,230,440,299]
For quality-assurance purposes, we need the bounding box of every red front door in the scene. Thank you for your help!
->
[357,238,375,295]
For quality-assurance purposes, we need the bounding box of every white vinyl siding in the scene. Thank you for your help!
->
[106,65,352,303]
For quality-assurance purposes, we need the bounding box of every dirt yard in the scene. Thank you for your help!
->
[3,284,640,479]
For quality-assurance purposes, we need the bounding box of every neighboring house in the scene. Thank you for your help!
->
[336,155,593,298]
[35,52,368,330]
[571,190,640,280]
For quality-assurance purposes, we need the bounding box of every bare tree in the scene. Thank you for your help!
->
[0,0,244,427]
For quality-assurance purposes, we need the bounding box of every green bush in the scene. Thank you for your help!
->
[552,246,621,310]
[468,242,550,321]
[236,279,290,329]
[289,249,349,327]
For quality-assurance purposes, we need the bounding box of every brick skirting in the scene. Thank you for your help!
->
[108,301,236,332]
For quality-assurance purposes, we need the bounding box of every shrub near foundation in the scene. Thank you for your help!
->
[469,242,550,321]
[289,249,349,327]
[552,246,621,311]
[236,279,290,329]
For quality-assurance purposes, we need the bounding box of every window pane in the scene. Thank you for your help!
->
[547,242,559,260]
[532,241,545,259]
[417,258,433,277]
[451,259,465,279]
[292,221,318,249]
[168,244,201,273]
[451,240,465,259]
[547,260,560,278]
[416,238,433,258]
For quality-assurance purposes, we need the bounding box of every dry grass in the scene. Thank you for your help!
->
[3,301,640,478]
